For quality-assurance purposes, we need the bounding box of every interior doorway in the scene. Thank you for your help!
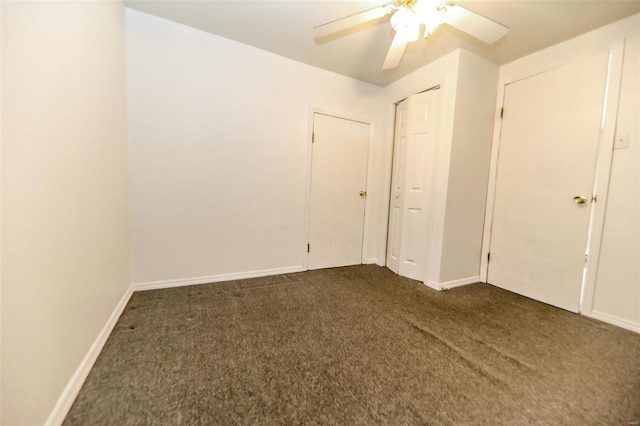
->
[306,112,370,270]
[486,48,622,312]
[386,87,442,281]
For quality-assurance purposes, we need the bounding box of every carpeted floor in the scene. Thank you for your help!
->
[64,265,640,425]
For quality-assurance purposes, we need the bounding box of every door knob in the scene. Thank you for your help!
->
[573,195,588,204]
[359,190,367,197]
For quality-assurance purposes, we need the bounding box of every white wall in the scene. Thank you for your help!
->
[126,9,386,286]
[0,2,130,424]
[493,14,640,331]
[592,15,640,330]
[439,51,498,283]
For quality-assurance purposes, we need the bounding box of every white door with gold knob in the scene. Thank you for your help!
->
[307,113,369,270]
[488,49,618,312]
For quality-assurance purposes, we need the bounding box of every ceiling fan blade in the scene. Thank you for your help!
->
[382,32,408,70]
[443,4,508,44]
[314,4,394,38]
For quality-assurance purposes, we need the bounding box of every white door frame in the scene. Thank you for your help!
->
[480,40,625,315]
[302,107,374,271]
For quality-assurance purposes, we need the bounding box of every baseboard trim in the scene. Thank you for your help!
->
[365,258,381,266]
[424,276,480,292]
[133,265,305,291]
[589,310,640,334]
[45,284,134,426]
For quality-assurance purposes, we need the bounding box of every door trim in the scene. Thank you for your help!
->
[480,40,625,314]
[302,107,373,271]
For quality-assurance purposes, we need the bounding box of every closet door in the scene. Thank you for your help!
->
[386,99,408,274]
[387,89,441,281]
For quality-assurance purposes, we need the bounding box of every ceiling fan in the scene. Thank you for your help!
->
[313,0,509,70]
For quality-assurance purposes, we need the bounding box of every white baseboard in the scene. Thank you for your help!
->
[133,265,305,291]
[45,285,134,426]
[365,258,382,266]
[589,310,640,334]
[424,276,480,292]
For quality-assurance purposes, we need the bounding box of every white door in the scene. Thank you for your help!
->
[488,51,611,312]
[386,89,441,281]
[386,99,409,274]
[308,113,369,270]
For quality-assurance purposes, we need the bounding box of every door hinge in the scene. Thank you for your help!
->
[500,108,504,119]
[307,243,310,253]
[312,132,315,143]
[487,252,491,262]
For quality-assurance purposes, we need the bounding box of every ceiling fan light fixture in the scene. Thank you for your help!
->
[390,7,420,41]
[423,10,444,37]
[412,0,444,38]
[313,0,509,71]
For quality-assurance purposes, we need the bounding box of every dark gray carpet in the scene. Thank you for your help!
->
[64,265,640,425]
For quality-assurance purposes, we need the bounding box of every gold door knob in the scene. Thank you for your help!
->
[359,191,367,197]
[573,195,588,204]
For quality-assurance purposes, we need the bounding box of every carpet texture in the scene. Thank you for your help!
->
[64,265,640,425]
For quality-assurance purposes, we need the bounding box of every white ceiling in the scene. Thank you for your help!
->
[124,0,640,87]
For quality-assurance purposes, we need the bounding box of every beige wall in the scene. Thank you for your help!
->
[126,8,386,286]
[440,51,498,283]
[0,2,130,424]
[592,16,640,329]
